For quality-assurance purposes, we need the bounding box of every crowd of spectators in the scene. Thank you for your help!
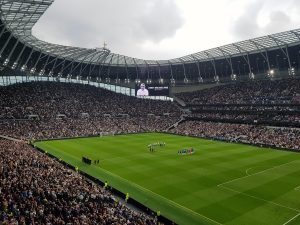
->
[191,105,300,112]
[1,79,300,225]
[0,82,179,120]
[189,112,300,125]
[171,121,300,151]
[177,78,300,105]
[0,116,179,140]
[176,78,300,128]
[0,81,181,140]
[0,80,300,149]
[0,140,158,224]
[0,82,175,224]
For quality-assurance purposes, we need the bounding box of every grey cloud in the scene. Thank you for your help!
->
[33,0,184,59]
[230,0,298,41]
[230,1,265,40]
[135,0,184,42]
[264,11,291,34]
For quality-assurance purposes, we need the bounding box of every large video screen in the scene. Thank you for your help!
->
[135,83,170,97]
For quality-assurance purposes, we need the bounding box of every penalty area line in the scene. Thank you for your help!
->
[218,160,300,187]
[282,213,300,225]
[218,185,300,214]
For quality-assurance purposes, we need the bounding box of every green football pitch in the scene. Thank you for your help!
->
[34,133,300,225]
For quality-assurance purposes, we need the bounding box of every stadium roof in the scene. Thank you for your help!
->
[1,0,300,67]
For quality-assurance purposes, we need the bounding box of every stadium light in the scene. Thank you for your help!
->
[267,69,275,78]
[57,72,62,78]
[158,78,164,84]
[30,67,36,74]
[198,77,203,83]
[231,74,237,81]
[249,72,255,80]
[115,78,120,83]
[184,78,189,84]
[105,77,111,83]
[288,67,295,76]
[21,65,27,71]
[135,79,141,84]
[146,78,152,84]
[214,75,220,83]
[124,78,130,84]
[3,59,9,66]
[39,69,45,76]
[170,78,176,85]
[12,62,17,69]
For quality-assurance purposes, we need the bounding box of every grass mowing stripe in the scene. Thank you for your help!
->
[96,165,222,225]
[217,160,299,187]
[34,133,300,225]
[36,140,214,225]
[218,185,299,213]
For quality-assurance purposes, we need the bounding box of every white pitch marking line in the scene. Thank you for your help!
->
[219,185,299,213]
[217,160,300,215]
[245,166,266,176]
[99,166,222,225]
[294,186,300,191]
[245,167,253,176]
[218,160,300,187]
[282,213,300,225]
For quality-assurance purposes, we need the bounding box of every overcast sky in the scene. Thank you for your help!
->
[32,0,300,60]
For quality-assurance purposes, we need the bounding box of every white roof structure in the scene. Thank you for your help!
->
[1,0,300,67]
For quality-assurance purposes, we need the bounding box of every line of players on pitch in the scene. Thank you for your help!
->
[147,142,195,155]
[177,148,195,155]
[148,141,166,152]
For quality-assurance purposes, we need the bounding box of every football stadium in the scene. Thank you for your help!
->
[1,1,300,225]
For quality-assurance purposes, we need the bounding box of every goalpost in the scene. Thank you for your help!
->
[100,131,115,137]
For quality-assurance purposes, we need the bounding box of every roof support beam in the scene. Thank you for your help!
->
[69,51,97,75]
[85,52,103,78]
[204,51,217,77]
[233,44,252,75]
[191,55,202,80]
[178,58,187,80]
[106,54,114,80]
[217,47,234,75]
[78,51,100,78]
[6,39,19,62]
[22,47,34,69]
[123,56,129,80]
[168,61,174,80]
[268,36,292,69]
[250,40,271,71]
[14,43,26,67]
[0,33,13,57]
[132,58,139,80]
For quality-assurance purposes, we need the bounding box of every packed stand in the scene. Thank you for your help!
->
[0,82,181,140]
[0,82,179,119]
[171,121,300,151]
[0,140,158,224]
[0,116,179,140]
[176,78,300,105]
[189,112,300,127]
[176,78,300,128]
